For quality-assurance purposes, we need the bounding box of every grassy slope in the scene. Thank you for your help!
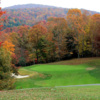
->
[0,86,100,100]
[15,58,100,89]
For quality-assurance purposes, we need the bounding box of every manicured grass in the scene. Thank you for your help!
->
[0,86,100,100]
[15,58,100,89]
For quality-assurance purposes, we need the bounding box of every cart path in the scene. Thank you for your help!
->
[16,84,100,90]
[55,84,100,88]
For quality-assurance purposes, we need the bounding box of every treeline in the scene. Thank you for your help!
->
[1,9,100,66]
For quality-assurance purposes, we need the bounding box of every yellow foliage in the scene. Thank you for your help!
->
[3,41,15,54]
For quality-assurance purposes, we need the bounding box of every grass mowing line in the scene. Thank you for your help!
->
[15,83,100,91]
[15,86,52,91]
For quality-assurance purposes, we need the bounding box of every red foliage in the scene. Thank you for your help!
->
[0,42,3,47]
[0,8,6,47]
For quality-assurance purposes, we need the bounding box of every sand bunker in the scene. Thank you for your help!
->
[12,73,29,78]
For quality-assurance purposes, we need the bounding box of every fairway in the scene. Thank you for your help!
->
[15,58,100,89]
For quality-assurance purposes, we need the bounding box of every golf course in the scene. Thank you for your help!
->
[1,58,100,100]
[14,58,100,89]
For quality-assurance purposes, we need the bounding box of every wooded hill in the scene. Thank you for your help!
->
[2,4,99,28]
[0,5,100,66]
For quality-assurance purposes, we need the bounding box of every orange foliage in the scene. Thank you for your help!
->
[91,14,100,22]
[29,24,47,43]
[0,7,6,17]
[3,41,15,54]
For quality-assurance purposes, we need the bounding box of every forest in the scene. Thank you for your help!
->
[0,6,100,89]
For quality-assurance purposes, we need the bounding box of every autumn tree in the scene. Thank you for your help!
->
[66,9,86,58]
[81,11,93,57]
[9,25,29,66]
[28,24,47,63]
[50,17,68,60]
[0,8,15,90]
[90,14,100,56]
[35,20,54,62]
[0,46,15,90]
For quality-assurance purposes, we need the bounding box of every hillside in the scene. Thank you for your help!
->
[3,7,68,28]
[2,4,99,28]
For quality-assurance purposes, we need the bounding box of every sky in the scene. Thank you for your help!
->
[0,0,100,12]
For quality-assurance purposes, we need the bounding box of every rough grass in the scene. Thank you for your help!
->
[0,86,100,100]
[48,57,100,65]
[14,57,100,89]
[18,68,39,77]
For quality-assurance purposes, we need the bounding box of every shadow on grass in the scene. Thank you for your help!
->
[87,60,100,80]
[88,68,100,79]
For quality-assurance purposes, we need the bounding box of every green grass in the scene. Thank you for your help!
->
[0,86,100,100]
[14,57,100,89]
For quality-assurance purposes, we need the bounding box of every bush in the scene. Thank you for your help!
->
[18,57,26,66]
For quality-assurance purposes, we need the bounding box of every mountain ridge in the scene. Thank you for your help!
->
[3,4,100,13]
[3,4,59,9]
